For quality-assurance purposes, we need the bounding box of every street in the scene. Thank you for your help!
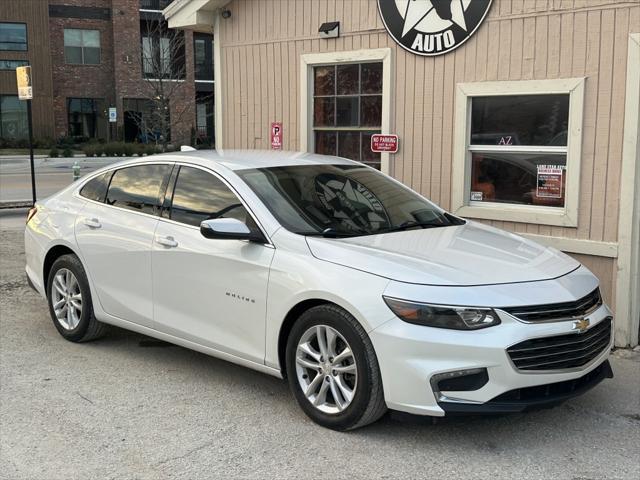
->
[0,157,121,204]
[0,211,638,480]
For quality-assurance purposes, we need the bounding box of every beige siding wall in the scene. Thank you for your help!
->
[216,0,639,315]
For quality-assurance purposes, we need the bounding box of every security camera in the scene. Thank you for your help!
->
[221,9,231,19]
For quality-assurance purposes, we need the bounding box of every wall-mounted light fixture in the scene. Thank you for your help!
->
[319,21,339,39]
[221,9,232,19]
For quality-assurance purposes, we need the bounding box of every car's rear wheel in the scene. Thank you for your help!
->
[47,254,107,342]
[285,304,387,430]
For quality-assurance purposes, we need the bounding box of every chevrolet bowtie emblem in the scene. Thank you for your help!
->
[573,318,590,333]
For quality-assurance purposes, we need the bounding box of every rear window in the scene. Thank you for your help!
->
[79,171,112,203]
[106,164,171,215]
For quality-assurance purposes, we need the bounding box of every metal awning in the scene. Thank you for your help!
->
[163,0,231,31]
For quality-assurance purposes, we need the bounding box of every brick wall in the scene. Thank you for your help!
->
[48,0,196,144]
[50,4,116,139]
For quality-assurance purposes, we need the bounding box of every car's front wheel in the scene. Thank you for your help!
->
[47,254,107,342]
[285,304,387,430]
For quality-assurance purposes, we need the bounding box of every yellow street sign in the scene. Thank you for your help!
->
[16,65,33,100]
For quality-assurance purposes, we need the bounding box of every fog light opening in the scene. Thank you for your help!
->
[430,368,489,401]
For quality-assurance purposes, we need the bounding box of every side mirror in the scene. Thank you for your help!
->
[200,218,266,243]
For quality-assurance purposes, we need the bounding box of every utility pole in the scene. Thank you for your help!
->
[16,66,36,206]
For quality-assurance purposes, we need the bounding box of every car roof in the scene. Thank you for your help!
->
[153,149,359,171]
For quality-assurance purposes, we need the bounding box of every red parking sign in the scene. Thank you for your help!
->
[371,134,399,153]
[271,122,282,150]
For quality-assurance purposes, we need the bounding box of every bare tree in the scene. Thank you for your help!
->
[134,18,191,151]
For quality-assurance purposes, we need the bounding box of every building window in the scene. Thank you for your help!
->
[194,34,213,81]
[64,29,100,65]
[140,0,174,11]
[68,98,105,139]
[140,20,185,79]
[301,49,392,173]
[312,62,383,169]
[123,97,170,143]
[0,23,27,51]
[452,78,585,227]
[196,93,214,146]
[0,59,28,70]
[0,95,28,139]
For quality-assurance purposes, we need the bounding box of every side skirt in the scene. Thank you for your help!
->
[96,312,284,379]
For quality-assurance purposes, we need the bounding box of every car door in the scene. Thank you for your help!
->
[151,165,275,364]
[75,163,172,327]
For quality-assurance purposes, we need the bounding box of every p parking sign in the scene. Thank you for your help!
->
[16,66,33,100]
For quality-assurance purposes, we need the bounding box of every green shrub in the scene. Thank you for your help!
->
[103,143,118,157]
[62,147,73,158]
[49,147,59,158]
[122,143,135,157]
[145,144,158,156]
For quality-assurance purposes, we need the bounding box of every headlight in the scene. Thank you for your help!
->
[383,296,500,330]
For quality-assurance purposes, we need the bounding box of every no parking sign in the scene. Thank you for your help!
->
[271,122,282,150]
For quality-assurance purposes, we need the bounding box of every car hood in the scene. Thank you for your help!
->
[305,221,580,286]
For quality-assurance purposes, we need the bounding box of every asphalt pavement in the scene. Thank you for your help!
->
[0,157,123,204]
[0,218,639,480]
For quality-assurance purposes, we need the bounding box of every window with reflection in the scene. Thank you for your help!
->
[0,23,27,51]
[469,94,569,208]
[170,167,249,227]
[64,29,100,65]
[313,62,383,169]
[106,164,170,215]
[0,95,28,139]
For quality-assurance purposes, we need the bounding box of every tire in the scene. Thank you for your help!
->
[285,304,387,430]
[46,254,107,342]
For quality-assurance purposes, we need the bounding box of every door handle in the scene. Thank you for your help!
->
[83,217,101,229]
[156,235,178,248]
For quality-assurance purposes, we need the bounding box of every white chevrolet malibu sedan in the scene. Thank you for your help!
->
[25,150,613,430]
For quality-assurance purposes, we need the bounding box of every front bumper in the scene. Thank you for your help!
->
[438,359,613,415]
[369,299,614,417]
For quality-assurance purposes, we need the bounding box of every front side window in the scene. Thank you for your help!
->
[0,95,28,139]
[64,29,100,65]
[0,23,27,51]
[239,164,460,236]
[106,164,171,215]
[169,166,250,227]
[469,94,569,208]
[312,62,383,169]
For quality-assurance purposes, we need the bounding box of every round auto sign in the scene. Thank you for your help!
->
[377,0,493,56]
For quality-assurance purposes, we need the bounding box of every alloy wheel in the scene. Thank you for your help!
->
[50,268,82,330]
[295,325,357,414]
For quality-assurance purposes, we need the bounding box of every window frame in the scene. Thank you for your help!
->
[300,48,392,174]
[452,78,585,227]
[63,28,101,65]
[0,22,27,51]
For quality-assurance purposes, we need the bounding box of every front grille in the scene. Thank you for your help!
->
[503,288,602,323]
[507,317,612,371]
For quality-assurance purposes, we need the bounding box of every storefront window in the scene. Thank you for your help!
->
[0,95,28,139]
[313,62,383,169]
[68,98,105,139]
[469,94,569,208]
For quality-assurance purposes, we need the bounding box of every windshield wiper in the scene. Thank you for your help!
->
[301,227,368,238]
[376,221,448,234]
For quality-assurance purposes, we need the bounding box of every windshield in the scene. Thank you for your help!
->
[237,164,463,236]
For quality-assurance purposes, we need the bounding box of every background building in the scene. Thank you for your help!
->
[0,0,214,146]
[165,0,640,348]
